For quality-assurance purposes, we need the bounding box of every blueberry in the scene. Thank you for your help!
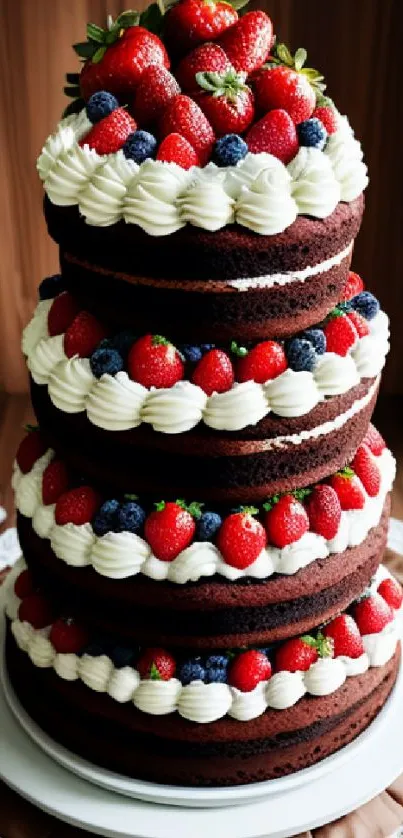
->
[212,134,248,167]
[123,130,157,164]
[86,91,119,124]
[90,347,124,379]
[38,274,66,300]
[178,659,206,685]
[111,646,135,669]
[117,501,146,534]
[297,118,327,150]
[351,291,379,321]
[197,511,222,542]
[205,654,228,669]
[286,338,317,372]
[179,345,203,363]
[93,499,120,537]
[300,328,326,355]
[111,330,136,359]
[200,344,215,353]
[205,667,228,683]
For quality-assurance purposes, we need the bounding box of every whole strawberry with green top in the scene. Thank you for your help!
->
[253,44,324,124]
[275,632,333,673]
[164,0,239,57]
[195,68,255,136]
[217,507,267,569]
[128,334,184,389]
[264,493,309,548]
[144,500,201,561]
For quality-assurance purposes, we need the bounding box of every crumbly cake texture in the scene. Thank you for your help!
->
[6,0,400,787]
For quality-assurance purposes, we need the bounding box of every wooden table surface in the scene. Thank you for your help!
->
[1,392,403,838]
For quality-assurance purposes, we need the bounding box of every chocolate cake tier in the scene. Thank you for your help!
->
[6,629,399,786]
[44,195,364,341]
[30,375,378,502]
[18,496,389,649]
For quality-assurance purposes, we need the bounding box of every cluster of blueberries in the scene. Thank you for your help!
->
[92,497,222,541]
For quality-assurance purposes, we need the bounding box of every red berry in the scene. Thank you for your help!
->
[157,133,200,170]
[50,618,89,654]
[236,341,287,384]
[159,94,215,166]
[328,469,365,510]
[312,105,338,135]
[80,107,136,155]
[347,310,370,338]
[218,11,273,75]
[246,108,299,164]
[42,460,69,505]
[216,510,267,570]
[16,429,47,474]
[275,636,319,673]
[19,594,53,629]
[137,647,176,681]
[324,311,358,356]
[305,484,342,540]
[228,650,271,692]
[14,569,35,600]
[340,271,364,302]
[165,0,238,56]
[55,486,101,526]
[144,502,196,562]
[64,311,108,359]
[351,444,381,497]
[175,43,231,95]
[191,349,234,396]
[80,26,170,101]
[197,70,255,136]
[363,424,386,457]
[128,334,184,389]
[48,292,80,337]
[132,65,180,126]
[265,494,309,548]
[377,577,403,610]
[323,614,364,659]
[352,592,393,635]
[254,66,315,124]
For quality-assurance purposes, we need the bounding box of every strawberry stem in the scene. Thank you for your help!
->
[231,340,248,357]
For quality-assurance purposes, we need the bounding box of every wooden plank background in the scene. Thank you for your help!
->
[0,0,402,393]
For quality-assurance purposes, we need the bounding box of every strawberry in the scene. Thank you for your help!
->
[157,134,200,169]
[164,0,238,56]
[235,340,287,384]
[159,94,215,166]
[16,428,47,474]
[246,108,299,164]
[144,501,197,561]
[312,104,338,135]
[175,43,230,95]
[19,594,53,629]
[264,494,309,548]
[14,569,35,600]
[323,614,364,659]
[352,592,393,635]
[253,66,315,124]
[340,271,364,302]
[50,618,89,654]
[363,424,386,457]
[64,311,108,359]
[218,11,273,75]
[42,460,69,505]
[324,310,358,356]
[305,484,342,540]
[377,577,403,610]
[228,650,271,692]
[78,16,169,101]
[328,468,365,510]
[351,444,381,497]
[275,634,332,673]
[55,486,101,526]
[195,69,255,136]
[137,647,176,681]
[128,334,184,389]
[132,65,180,127]
[216,509,267,570]
[347,310,370,338]
[191,348,234,396]
[79,107,136,155]
[48,292,80,337]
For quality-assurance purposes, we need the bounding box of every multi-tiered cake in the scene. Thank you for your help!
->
[4,1,401,787]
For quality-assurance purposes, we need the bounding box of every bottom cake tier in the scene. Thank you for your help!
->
[3,562,401,787]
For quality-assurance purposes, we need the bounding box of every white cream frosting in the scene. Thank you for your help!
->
[48,357,94,413]
[140,381,207,434]
[177,681,233,723]
[203,381,268,431]
[79,151,138,226]
[288,147,341,218]
[22,299,52,356]
[27,335,66,386]
[133,679,182,715]
[229,681,268,721]
[266,670,307,710]
[45,145,103,207]
[108,667,140,703]
[123,160,191,235]
[314,352,360,396]
[362,622,399,667]
[178,168,235,231]
[235,163,298,235]
[225,241,353,291]
[86,373,147,432]
[28,631,55,668]
[338,652,369,677]
[324,116,369,202]
[50,523,95,568]
[53,652,80,681]
[264,369,320,418]
[91,531,151,579]
[303,657,346,696]
[79,653,114,692]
